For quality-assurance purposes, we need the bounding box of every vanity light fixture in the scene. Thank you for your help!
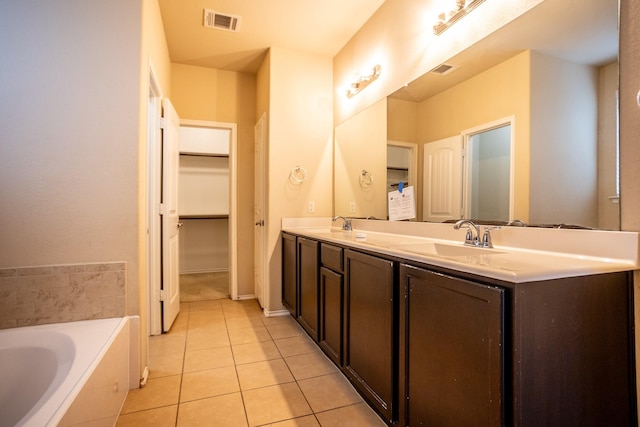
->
[433,0,485,35]
[346,65,382,98]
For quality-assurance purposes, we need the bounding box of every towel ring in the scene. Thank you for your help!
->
[359,169,374,188]
[290,166,307,184]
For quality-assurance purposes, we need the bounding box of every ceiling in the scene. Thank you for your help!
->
[158,0,618,99]
[157,0,386,73]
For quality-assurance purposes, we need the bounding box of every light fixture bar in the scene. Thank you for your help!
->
[433,0,485,35]
[346,65,382,98]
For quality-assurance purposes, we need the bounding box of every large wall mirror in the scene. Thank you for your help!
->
[334,0,620,230]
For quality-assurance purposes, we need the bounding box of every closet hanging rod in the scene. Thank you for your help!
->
[179,214,229,219]
[180,153,229,158]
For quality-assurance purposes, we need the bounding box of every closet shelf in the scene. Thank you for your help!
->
[179,214,229,219]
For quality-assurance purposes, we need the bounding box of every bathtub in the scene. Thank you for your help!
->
[0,317,133,427]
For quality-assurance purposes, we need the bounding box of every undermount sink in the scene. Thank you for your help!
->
[388,242,505,258]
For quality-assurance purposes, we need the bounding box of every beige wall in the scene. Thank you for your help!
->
[598,62,620,230]
[388,98,418,143]
[333,0,543,126]
[335,98,388,219]
[417,51,531,221]
[265,47,334,312]
[138,0,172,378]
[170,64,257,297]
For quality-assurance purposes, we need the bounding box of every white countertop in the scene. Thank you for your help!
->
[282,218,640,283]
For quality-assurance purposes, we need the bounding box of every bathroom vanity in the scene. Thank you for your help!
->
[281,218,638,427]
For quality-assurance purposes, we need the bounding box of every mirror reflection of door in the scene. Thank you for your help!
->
[464,124,513,222]
[387,141,418,219]
[422,136,462,222]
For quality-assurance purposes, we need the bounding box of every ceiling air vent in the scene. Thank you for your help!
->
[203,9,241,32]
[430,63,457,75]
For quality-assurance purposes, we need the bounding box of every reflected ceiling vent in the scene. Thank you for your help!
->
[203,9,241,32]
[430,63,457,75]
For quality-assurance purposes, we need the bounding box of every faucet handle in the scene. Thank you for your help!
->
[481,226,501,248]
[463,228,474,245]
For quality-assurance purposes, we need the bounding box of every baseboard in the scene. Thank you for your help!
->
[263,308,291,317]
[140,366,149,388]
[235,293,255,300]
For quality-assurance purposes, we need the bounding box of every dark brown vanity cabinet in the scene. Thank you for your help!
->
[510,272,635,427]
[319,243,344,366]
[297,237,320,340]
[344,249,397,424]
[281,232,636,427]
[281,232,298,316]
[399,264,505,427]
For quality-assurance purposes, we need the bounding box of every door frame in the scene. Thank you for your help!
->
[180,119,239,301]
[148,105,239,335]
[147,66,163,336]
[461,116,516,221]
[254,113,267,307]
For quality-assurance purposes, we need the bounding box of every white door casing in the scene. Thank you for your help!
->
[423,135,463,222]
[161,99,181,332]
[254,113,267,307]
[147,68,163,337]
[461,117,515,221]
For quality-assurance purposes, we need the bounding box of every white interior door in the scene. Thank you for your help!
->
[254,113,267,307]
[162,98,181,332]
[423,135,462,222]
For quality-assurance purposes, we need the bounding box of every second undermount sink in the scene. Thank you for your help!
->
[388,242,506,258]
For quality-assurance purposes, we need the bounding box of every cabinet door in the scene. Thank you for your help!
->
[319,266,343,366]
[281,233,297,316]
[344,249,396,423]
[297,237,319,340]
[400,264,504,427]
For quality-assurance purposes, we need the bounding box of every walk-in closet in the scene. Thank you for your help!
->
[178,123,231,301]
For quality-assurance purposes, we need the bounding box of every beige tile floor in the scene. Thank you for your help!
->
[116,298,386,427]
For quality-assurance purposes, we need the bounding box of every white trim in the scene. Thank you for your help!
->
[236,293,256,301]
[263,308,291,317]
[140,366,150,388]
[387,140,419,206]
[179,119,239,301]
[147,64,163,336]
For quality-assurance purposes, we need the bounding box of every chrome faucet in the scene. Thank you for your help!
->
[332,216,352,231]
[453,219,480,246]
[453,219,500,248]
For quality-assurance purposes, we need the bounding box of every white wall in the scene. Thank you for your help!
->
[0,1,142,303]
[530,51,598,227]
[179,219,229,273]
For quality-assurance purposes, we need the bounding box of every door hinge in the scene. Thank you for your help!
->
[159,203,165,215]
[159,289,166,302]
[159,117,166,129]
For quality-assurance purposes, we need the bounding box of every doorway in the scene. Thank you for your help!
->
[147,114,239,335]
[177,120,238,304]
[462,117,515,221]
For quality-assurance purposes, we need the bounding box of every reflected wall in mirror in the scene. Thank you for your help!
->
[334,0,620,230]
[464,121,513,222]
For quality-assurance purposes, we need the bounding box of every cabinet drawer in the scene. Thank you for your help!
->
[321,243,343,272]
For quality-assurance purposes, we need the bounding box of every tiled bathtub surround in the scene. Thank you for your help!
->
[0,262,126,329]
